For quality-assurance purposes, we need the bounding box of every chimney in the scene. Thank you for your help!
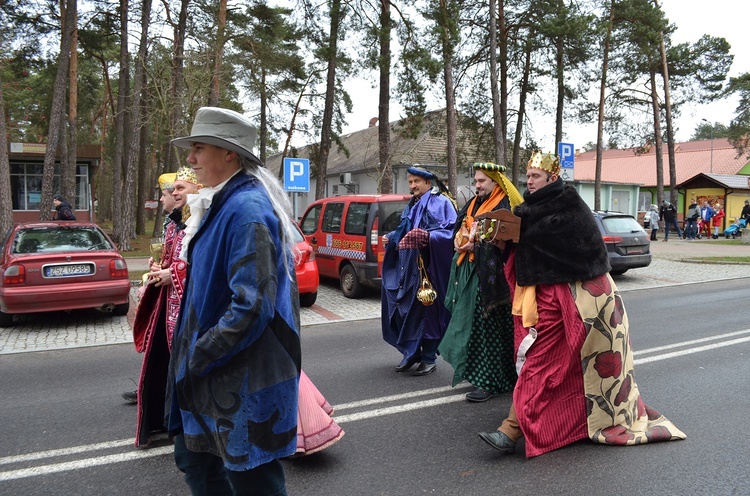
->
[369,117,379,127]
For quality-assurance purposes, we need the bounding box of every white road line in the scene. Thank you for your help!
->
[2,331,749,481]
[0,446,173,481]
[633,328,750,356]
[336,394,468,423]
[0,439,133,465]
[634,335,750,364]
[335,385,471,411]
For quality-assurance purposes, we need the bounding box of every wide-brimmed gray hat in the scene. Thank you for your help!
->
[171,107,259,161]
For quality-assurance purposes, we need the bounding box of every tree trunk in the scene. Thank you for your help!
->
[377,0,392,194]
[512,39,532,183]
[650,66,664,207]
[498,0,511,179]
[595,1,614,212]
[315,0,343,200]
[0,80,13,234]
[488,0,505,167]
[64,0,78,206]
[655,1,677,206]
[40,0,76,221]
[209,0,227,106]
[260,68,268,163]
[112,0,130,245]
[438,0,457,195]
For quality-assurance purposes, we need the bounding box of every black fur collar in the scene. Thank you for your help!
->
[513,180,610,286]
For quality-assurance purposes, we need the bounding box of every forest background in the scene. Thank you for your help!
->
[1,0,749,250]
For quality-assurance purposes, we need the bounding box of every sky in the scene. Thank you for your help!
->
[338,0,747,151]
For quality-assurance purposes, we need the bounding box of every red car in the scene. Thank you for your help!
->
[293,223,319,307]
[0,222,131,327]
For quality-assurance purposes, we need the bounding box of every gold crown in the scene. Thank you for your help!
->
[527,151,560,175]
[175,166,199,185]
[157,173,177,190]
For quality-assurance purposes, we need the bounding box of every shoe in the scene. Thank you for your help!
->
[122,390,137,404]
[466,388,494,402]
[662,239,668,242]
[395,355,421,372]
[478,431,516,453]
[412,362,436,376]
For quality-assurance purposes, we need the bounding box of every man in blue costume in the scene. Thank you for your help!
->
[166,107,301,495]
[381,166,457,376]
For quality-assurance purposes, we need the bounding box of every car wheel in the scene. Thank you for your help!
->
[299,291,317,307]
[112,301,130,316]
[340,264,363,299]
[0,310,13,327]
[610,269,628,276]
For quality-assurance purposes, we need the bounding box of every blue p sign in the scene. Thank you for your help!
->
[284,158,310,192]
[557,142,574,169]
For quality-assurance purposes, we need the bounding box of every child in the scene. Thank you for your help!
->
[648,204,660,241]
[711,203,725,239]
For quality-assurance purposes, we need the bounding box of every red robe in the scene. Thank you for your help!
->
[131,221,188,447]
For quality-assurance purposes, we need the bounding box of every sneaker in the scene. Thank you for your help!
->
[121,390,137,404]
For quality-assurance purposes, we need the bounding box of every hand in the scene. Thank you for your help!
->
[382,234,389,248]
[147,269,172,287]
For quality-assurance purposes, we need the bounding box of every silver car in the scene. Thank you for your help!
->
[591,211,652,275]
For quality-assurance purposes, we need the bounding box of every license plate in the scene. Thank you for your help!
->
[44,263,94,278]
[625,246,643,254]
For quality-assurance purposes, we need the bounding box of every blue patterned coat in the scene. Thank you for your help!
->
[165,172,301,471]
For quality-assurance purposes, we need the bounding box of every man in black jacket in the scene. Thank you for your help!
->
[659,200,682,241]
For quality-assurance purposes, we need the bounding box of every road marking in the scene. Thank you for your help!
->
[1,329,749,481]
[0,447,173,481]
[634,328,750,356]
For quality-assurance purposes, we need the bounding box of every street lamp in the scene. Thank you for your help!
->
[701,118,714,173]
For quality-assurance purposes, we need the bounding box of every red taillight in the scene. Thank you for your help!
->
[110,259,129,279]
[602,235,623,244]
[3,265,26,285]
[370,214,380,253]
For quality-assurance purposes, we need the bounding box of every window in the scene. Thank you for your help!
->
[378,201,409,233]
[638,191,652,212]
[10,162,89,211]
[322,203,345,233]
[345,203,369,235]
[300,205,321,235]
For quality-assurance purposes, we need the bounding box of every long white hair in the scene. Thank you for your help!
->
[238,155,298,280]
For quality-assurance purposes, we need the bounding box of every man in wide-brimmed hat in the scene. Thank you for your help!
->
[165,107,301,494]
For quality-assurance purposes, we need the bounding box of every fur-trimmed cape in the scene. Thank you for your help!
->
[513,179,610,286]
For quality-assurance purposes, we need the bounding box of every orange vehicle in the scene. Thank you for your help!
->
[299,194,410,298]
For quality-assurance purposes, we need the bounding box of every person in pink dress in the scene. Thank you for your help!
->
[294,371,345,456]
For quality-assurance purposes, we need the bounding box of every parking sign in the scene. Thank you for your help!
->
[284,158,310,192]
[557,142,575,181]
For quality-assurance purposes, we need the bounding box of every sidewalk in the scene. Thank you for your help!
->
[1,239,748,355]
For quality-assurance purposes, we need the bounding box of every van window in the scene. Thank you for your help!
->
[345,203,369,235]
[322,202,345,233]
[379,201,408,234]
[301,205,321,235]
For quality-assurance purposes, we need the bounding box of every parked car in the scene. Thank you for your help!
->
[0,222,131,327]
[591,211,652,275]
[292,223,319,307]
[299,194,410,298]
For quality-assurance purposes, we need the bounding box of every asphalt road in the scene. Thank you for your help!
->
[1,278,748,495]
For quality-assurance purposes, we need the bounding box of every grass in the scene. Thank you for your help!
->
[688,256,750,263]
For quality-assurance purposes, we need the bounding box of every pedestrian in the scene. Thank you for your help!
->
[659,200,682,241]
[122,171,176,404]
[439,162,523,402]
[711,203,725,238]
[700,201,714,239]
[741,200,750,222]
[685,198,700,240]
[166,107,301,495]
[382,166,457,376]
[128,168,200,448]
[53,194,76,220]
[478,151,685,457]
[647,204,660,241]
